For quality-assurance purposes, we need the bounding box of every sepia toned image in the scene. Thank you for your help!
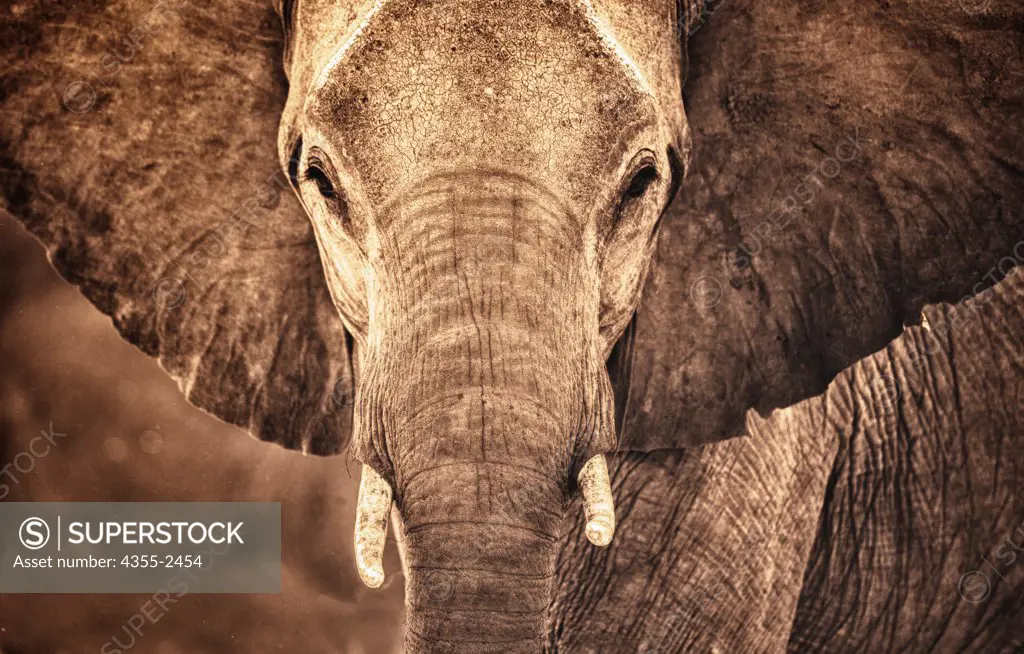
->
[1,0,1022,652]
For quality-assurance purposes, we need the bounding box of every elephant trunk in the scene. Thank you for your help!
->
[390,326,576,652]
[350,172,617,652]
[402,464,562,651]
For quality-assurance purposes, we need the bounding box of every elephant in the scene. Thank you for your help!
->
[1,0,1022,651]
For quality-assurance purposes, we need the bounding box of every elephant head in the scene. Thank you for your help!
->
[274,2,688,639]
[1,0,1021,650]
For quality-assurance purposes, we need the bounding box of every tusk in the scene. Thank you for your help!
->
[354,464,393,588]
[578,454,615,547]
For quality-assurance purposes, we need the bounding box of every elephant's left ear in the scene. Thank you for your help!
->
[0,0,353,454]
[618,0,1024,450]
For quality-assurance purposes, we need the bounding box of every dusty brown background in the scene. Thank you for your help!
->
[0,212,405,653]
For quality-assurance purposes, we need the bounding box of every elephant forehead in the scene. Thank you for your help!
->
[305,0,657,206]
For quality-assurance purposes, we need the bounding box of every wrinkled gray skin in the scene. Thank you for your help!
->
[1,0,1023,651]
[550,271,1024,652]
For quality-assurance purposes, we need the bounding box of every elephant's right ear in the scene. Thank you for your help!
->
[618,0,1024,451]
[0,0,353,454]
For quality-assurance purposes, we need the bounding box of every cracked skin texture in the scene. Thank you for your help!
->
[0,0,1023,651]
[550,270,1024,653]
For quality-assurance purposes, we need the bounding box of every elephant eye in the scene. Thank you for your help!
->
[624,165,658,201]
[301,151,352,233]
[305,163,337,200]
[612,163,659,231]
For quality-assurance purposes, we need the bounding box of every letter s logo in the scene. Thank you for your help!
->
[19,517,50,550]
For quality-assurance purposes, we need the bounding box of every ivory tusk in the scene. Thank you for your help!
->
[578,454,615,547]
[354,464,393,588]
